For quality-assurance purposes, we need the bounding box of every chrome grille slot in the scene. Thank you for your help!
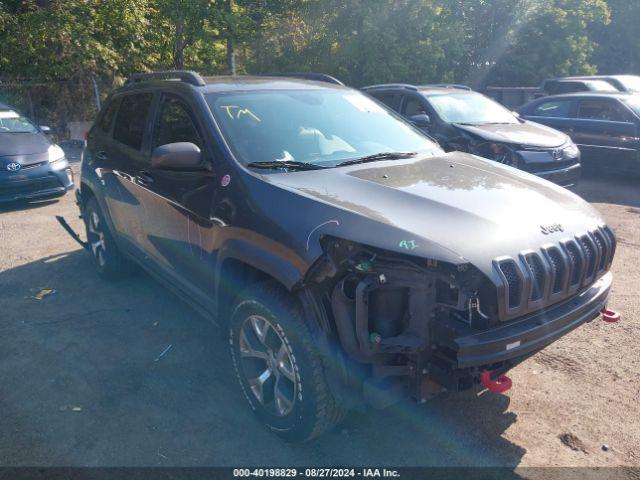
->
[545,246,566,294]
[602,226,617,269]
[579,234,597,283]
[524,253,546,302]
[498,260,522,309]
[563,240,584,287]
[592,229,608,272]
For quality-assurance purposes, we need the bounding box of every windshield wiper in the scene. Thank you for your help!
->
[247,160,328,171]
[336,151,417,167]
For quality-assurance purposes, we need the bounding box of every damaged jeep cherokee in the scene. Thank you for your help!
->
[76,71,617,441]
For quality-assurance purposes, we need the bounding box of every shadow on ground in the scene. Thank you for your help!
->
[0,249,526,469]
[0,198,61,214]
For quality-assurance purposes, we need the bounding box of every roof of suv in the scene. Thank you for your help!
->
[536,91,632,100]
[119,71,348,95]
[362,83,474,96]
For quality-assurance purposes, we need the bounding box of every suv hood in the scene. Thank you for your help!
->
[452,120,568,148]
[266,152,604,279]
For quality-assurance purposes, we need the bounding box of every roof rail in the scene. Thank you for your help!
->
[126,70,206,87]
[422,83,472,91]
[361,83,418,91]
[263,72,344,86]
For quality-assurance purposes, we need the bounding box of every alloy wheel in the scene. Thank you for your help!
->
[238,315,297,417]
[87,211,107,267]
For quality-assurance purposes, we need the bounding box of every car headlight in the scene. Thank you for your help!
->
[475,142,518,167]
[48,144,65,163]
[563,143,579,158]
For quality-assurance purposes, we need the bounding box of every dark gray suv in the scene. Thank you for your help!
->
[77,71,616,441]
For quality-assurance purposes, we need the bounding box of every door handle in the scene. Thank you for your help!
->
[136,171,154,186]
[95,151,108,161]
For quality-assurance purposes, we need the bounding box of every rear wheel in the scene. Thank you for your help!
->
[229,282,346,441]
[83,197,133,280]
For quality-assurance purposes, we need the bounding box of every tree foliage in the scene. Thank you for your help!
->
[0,0,636,89]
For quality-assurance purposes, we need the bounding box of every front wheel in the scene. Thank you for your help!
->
[229,282,346,441]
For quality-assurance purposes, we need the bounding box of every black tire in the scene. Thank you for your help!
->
[229,282,346,441]
[83,196,134,280]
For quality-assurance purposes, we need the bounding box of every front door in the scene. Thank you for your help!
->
[136,93,220,308]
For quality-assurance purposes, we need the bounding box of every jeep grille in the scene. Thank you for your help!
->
[494,225,615,319]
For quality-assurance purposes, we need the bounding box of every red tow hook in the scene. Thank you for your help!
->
[601,308,621,323]
[480,370,512,393]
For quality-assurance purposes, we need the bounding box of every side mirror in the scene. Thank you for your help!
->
[40,125,51,134]
[409,113,431,128]
[151,142,202,170]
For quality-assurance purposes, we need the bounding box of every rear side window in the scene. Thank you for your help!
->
[97,99,119,134]
[577,100,630,122]
[531,100,572,118]
[371,93,400,111]
[113,93,153,150]
[402,96,428,117]
[153,96,203,149]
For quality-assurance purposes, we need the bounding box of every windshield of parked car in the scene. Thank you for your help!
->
[0,110,38,133]
[585,80,619,92]
[205,90,441,167]
[615,76,640,93]
[425,92,518,125]
[620,96,640,118]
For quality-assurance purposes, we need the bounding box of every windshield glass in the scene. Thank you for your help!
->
[587,80,619,92]
[616,76,640,93]
[621,96,640,117]
[205,90,441,167]
[0,110,38,133]
[426,93,518,124]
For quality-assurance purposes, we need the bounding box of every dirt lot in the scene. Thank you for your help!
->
[0,158,638,468]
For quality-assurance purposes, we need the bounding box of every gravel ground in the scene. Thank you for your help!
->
[0,159,638,468]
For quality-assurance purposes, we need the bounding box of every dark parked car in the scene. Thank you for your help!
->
[0,103,73,203]
[363,84,581,187]
[78,71,616,441]
[541,78,620,95]
[556,75,640,94]
[518,92,640,175]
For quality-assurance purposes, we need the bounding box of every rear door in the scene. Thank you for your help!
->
[96,92,155,252]
[572,98,639,171]
[137,92,219,307]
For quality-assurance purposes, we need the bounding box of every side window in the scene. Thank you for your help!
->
[153,96,203,150]
[577,100,629,122]
[532,100,572,118]
[371,93,400,111]
[112,93,153,150]
[402,96,428,117]
[97,98,119,134]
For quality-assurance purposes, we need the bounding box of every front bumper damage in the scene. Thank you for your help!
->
[448,272,611,368]
[308,238,614,406]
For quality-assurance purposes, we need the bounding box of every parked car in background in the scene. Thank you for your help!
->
[559,75,640,94]
[518,92,640,176]
[363,84,581,187]
[78,71,616,440]
[541,78,620,95]
[0,102,73,203]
